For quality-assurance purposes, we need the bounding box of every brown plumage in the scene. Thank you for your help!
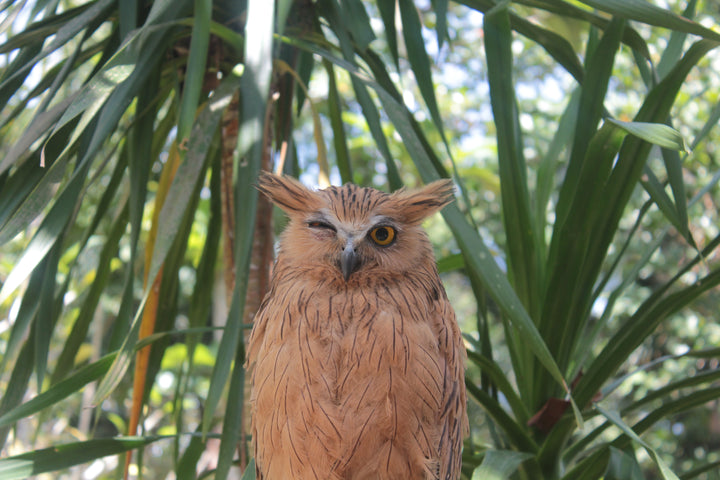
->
[247,172,468,479]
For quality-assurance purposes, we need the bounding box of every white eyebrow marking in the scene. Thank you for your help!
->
[369,215,394,226]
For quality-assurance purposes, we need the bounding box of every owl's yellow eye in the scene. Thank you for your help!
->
[369,226,396,246]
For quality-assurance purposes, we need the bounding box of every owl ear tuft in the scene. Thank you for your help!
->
[391,178,455,224]
[256,172,322,215]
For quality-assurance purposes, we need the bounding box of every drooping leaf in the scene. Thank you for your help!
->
[607,118,688,152]
[596,404,680,480]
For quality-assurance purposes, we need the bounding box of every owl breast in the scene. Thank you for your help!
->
[249,263,452,479]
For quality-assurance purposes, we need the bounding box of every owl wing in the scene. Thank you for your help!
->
[436,296,469,480]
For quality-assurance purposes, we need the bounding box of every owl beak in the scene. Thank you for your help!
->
[340,243,361,281]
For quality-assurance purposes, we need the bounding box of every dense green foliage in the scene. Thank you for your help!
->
[0,0,719,479]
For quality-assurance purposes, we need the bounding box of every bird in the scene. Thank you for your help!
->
[246,172,468,479]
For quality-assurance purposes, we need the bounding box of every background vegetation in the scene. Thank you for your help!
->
[0,0,719,478]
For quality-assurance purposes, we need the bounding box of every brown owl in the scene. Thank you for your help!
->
[247,172,468,479]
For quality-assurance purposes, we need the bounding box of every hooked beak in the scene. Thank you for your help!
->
[340,242,361,281]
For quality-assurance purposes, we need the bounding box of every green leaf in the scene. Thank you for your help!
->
[0,437,166,480]
[320,0,402,190]
[0,354,115,428]
[0,332,34,448]
[118,0,138,38]
[242,460,257,480]
[339,0,375,51]
[325,60,352,184]
[605,447,644,480]
[508,14,584,83]
[176,430,205,480]
[484,1,541,318]
[436,253,464,273]
[0,155,88,303]
[656,0,698,80]
[607,118,688,152]
[376,0,399,69]
[398,0,447,143]
[680,460,720,480]
[596,404,680,480]
[150,73,239,296]
[46,62,134,161]
[215,347,246,479]
[553,17,624,235]
[535,89,580,232]
[0,93,75,175]
[632,386,720,441]
[640,166,686,239]
[472,450,534,480]
[577,257,720,408]
[579,0,720,42]
[659,147,690,241]
[465,381,538,454]
[52,199,128,383]
[560,447,611,480]
[0,1,115,94]
[33,242,62,388]
[176,0,211,142]
[466,350,530,424]
[431,0,449,49]
[0,257,42,377]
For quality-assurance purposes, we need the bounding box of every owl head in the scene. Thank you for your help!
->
[256,172,454,282]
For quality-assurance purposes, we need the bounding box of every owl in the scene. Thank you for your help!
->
[246,172,468,479]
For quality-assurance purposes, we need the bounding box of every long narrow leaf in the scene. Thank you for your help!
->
[0,354,115,428]
[0,154,89,303]
[580,0,720,42]
[466,381,538,454]
[596,404,680,480]
[398,0,447,143]
[176,0,211,142]
[52,200,128,383]
[0,437,165,480]
[466,350,530,424]
[319,0,403,190]
[484,2,541,318]
[324,59,352,183]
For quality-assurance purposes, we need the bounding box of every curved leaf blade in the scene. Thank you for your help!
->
[607,118,688,152]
